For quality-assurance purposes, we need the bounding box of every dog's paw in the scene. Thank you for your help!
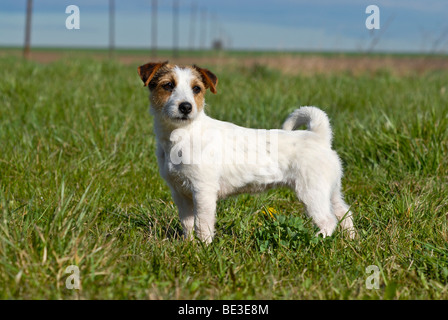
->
[315,230,331,238]
[344,228,358,240]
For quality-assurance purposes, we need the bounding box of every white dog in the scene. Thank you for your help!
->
[138,61,355,243]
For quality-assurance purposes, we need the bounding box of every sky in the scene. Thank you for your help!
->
[1,0,448,53]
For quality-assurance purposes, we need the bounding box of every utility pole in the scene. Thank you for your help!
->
[24,0,33,59]
[109,0,115,58]
[199,8,207,50]
[210,12,218,46]
[189,2,197,51]
[173,0,179,58]
[151,0,158,57]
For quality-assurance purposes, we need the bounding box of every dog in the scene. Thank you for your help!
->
[138,61,355,243]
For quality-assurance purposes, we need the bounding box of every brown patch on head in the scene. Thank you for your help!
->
[138,61,181,111]
[192,65,218,94]
[138,61,169,87]
[148,67,179,111]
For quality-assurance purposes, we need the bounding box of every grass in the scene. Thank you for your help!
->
[0,54,447,299]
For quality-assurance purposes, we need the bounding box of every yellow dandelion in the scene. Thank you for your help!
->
[262,207,277,219]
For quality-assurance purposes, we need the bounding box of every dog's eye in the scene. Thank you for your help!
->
[162,82,174,92]
[192,86,201,94]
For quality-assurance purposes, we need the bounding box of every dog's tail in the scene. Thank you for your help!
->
[282,106,333,146]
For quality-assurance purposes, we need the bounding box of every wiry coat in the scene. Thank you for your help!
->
[138,61,355,243]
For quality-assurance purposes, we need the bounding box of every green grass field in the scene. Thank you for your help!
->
[0,53,447,299]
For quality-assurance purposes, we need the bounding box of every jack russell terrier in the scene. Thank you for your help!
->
[138,61,355,243]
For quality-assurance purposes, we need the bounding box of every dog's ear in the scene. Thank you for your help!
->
[138,61,168,87]
[193,65,218,94]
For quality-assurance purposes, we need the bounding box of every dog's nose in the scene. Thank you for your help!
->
[179,102,192,115]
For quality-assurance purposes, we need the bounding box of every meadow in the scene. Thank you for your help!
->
[0,52,447,299]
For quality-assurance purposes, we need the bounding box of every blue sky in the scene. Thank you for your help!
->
[1,0,447,52]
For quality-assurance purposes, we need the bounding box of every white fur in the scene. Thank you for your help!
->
[149,66,355,243]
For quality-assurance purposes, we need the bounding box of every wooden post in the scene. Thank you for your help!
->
[189,2,197,51]
[173,0,179,58]
[109,0,115,58]
[151,0,158,57]
[24,0,33,59]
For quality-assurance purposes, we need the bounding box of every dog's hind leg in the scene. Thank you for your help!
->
[295,185,338,238]
[331,186,356,239]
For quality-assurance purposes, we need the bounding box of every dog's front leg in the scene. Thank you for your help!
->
[193,191,217,244]
[170,187,195,240]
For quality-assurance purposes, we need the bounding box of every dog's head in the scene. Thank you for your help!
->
[138,61,218,126]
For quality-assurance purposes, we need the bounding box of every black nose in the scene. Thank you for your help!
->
[179,102,192,115]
